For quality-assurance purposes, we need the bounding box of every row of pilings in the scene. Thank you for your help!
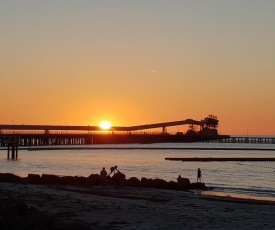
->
[18,137,86,146]
[1,136,86,147]
[209,136,275,144]
[1,133,232,146]
[7,143,18,160]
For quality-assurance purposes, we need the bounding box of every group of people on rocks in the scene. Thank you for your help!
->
[99,166,203,189]
[99,165,121,187]
[100,165,120,177]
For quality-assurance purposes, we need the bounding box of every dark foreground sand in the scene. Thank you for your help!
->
[1,182,275,230]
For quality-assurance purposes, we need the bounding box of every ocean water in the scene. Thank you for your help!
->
[1,142,275,201]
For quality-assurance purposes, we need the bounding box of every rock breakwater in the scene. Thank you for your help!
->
[0,172,206,190]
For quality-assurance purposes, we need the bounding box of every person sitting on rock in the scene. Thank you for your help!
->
[108,165,119,176]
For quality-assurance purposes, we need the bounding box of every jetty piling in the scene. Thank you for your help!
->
[208,137,275,144]
[1,137,20,160]
[7,143,18,160]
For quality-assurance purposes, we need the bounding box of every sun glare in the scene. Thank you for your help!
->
[99,121,112,130]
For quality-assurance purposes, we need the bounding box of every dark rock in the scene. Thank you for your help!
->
[59,176,76,185]
[126,177,141,187]
[140,177,154,188]
[41,174,60,184]
[73,176,89,186]
[27,174,41,184]
[178,177,191,189]
[190,182,207,189]
[111,172,126,185]
[167,181,178,190]
[152,178,168,189]
[0,173,21,183]
[0,171,199,193]
[88,174,101,185]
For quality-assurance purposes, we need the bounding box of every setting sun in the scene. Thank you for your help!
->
[99,121,112,130]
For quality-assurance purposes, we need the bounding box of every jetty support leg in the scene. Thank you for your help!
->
[16,145,18,159]
[7,145,10,159]
[11,146,15,160]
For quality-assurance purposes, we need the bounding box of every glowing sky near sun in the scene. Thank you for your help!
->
[1,1,275,135]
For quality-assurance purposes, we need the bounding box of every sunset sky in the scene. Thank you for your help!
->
[1,1,275,135]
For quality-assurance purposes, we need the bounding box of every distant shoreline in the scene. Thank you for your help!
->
[19,147,275,151]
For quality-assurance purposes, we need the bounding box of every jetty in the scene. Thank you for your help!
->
[165,157,275,162]
[0,115,229,146]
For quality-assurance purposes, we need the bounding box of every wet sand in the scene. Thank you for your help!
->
[1,182,275,229]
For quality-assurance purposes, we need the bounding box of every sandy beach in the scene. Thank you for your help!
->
[1,182,275,230]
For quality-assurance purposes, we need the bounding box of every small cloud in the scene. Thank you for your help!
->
[151,70,158,74]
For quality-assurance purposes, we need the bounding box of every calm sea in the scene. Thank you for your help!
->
[1,142,275,201]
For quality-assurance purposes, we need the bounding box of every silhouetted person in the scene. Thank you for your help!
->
[197,168,202,182]
[100,167,107,187]
[108,165,119,176]
[177,175,182,190]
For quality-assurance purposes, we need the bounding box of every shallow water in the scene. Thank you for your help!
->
[1,142,275,201]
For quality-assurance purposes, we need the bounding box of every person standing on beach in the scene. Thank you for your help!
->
[197,168,202,182]
[100,167,107,187]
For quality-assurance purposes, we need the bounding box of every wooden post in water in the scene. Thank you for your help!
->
[7,144,10,159]
[7,143,18,160]
[11,145,15,159]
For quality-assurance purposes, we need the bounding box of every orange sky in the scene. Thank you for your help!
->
[1,1,275,135]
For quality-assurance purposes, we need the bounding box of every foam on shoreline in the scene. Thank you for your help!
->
[201,190,275,203]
